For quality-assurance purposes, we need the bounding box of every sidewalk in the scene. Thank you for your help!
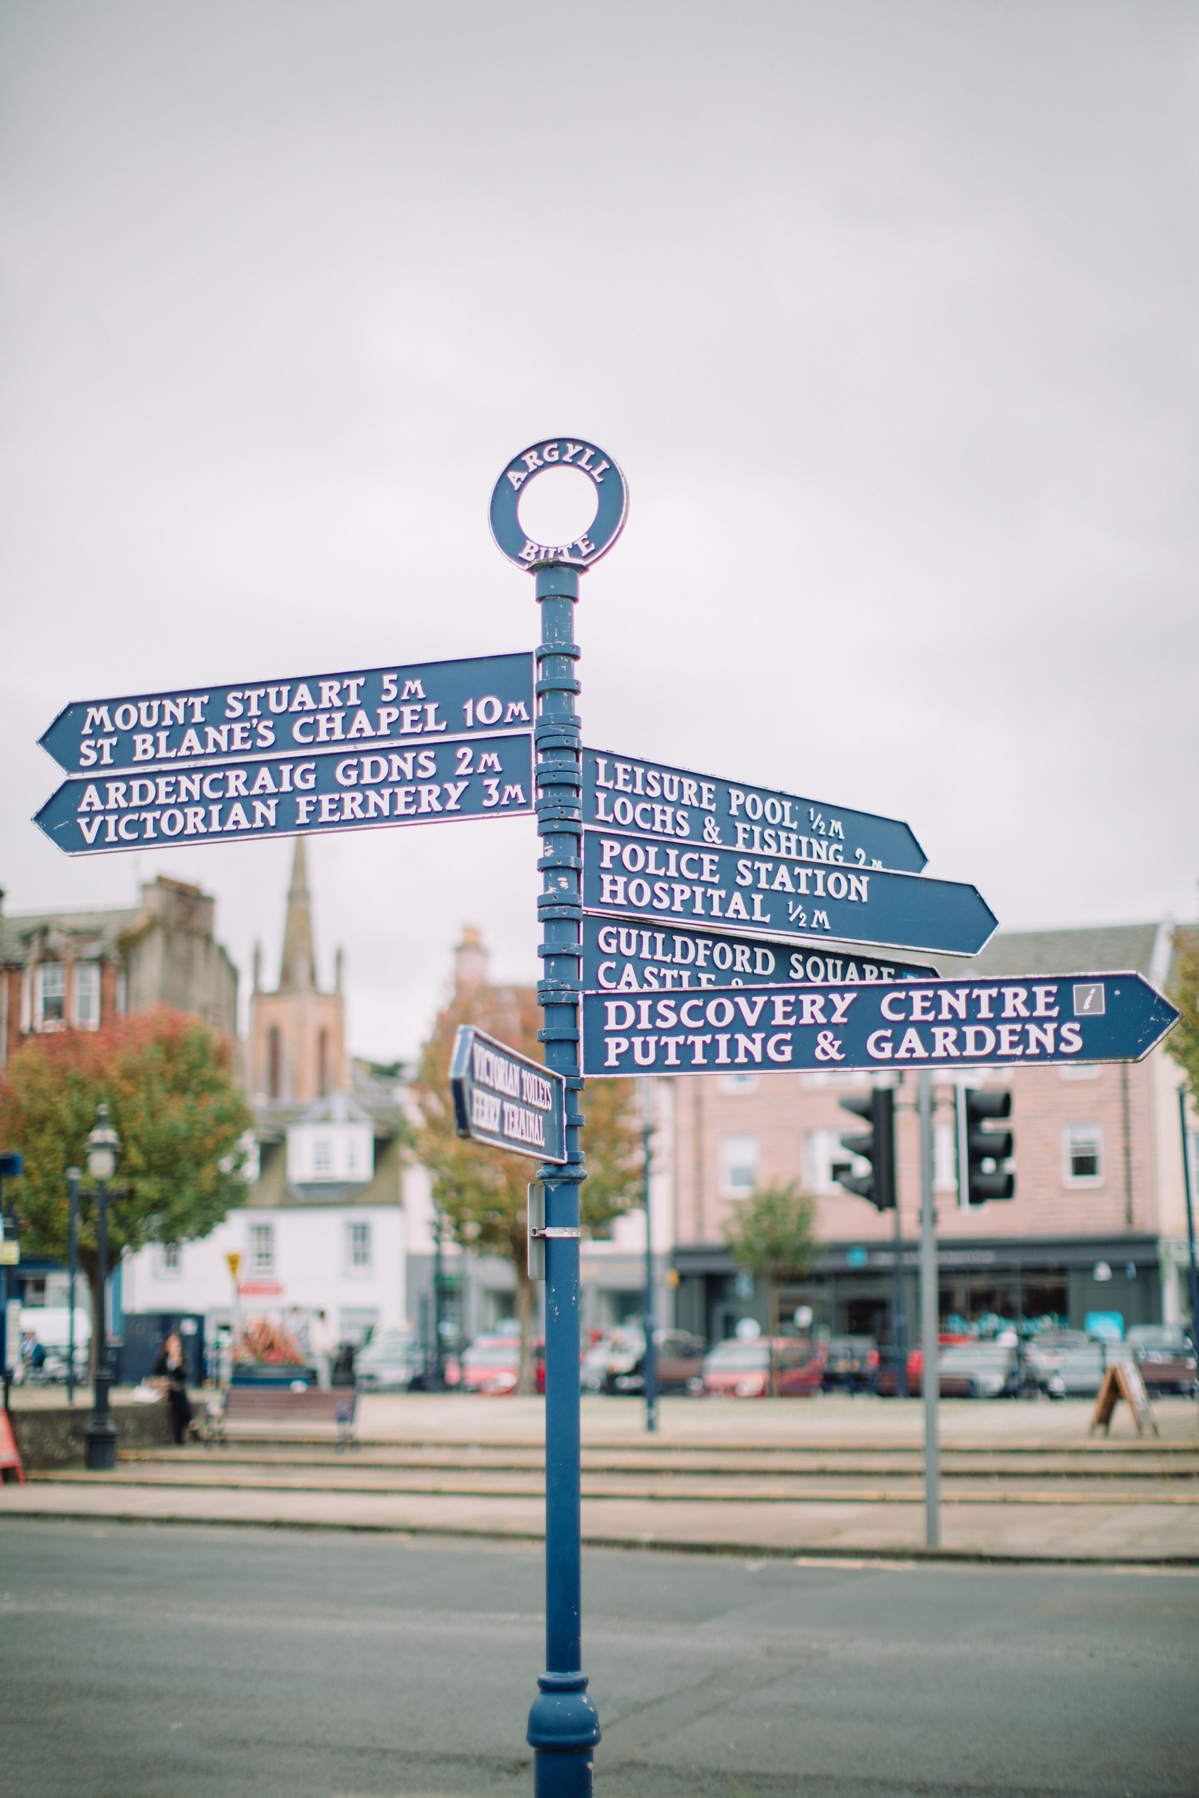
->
[4,1474,1197,1561]
[5,1391,1198,1562]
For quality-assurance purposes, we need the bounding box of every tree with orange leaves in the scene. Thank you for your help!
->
[0,1008,252,1366]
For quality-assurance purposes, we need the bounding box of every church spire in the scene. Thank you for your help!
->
[279,837,317,990]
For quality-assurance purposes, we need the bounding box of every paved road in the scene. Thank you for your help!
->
[2,1520,1195,1798]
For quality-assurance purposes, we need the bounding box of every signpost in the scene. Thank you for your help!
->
[488,436,627,1796]
[583,747,927,874]
[35,733,533,854]
[38,651,533,776]
[582,827,997,956]
[581,970,1178,1077]
[26,432,1186,1795]
[450,1025,567,1165]
[583,915,936,994]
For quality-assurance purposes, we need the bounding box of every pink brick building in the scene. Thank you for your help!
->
[668,922,1196,1346]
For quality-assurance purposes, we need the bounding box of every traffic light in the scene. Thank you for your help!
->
[957,1088,1014,1207]
[836,1088,896,1212]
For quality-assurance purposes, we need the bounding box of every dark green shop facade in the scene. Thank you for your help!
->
[672,1235,1164,1348]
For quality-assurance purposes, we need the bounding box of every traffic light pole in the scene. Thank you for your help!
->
[640,1078,657,1434]
[1177,1088,1199,1421]
[918,1071,940,1548]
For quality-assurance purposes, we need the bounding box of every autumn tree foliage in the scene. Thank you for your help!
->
[411,964,641,1394]
[0,1009,252,1363]
[1167,927,1199,1107]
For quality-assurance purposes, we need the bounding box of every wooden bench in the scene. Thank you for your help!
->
[225,1387,344,1422]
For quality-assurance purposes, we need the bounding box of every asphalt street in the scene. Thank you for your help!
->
[2,1519,1195,1798]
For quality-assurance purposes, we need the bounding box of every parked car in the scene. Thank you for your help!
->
[452,1334,545,1395]
[1023,1330,1106,1398]
[1123,1324,1198,1396]
[581,1327,707,1394]
[354,1327,420,1392]
[874,1335,972,1397]
[934,1341,1020,1399]
[700,1337,823,1398]
[820,1335,879,1394]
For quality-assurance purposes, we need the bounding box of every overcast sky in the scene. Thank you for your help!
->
[2,2,1196,1064]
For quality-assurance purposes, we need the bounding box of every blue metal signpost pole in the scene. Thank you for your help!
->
[527,561,601,1792]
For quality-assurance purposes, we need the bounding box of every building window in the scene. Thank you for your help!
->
[346,1220,372,1272]
[804,1127,868,1194]
[1064,1124,1103,1185]
[249,1223,275,1275]
[73,963,100,1030]
[318,1029,330,1097]
[156,1242,182,1279]
[312,1138,333,1174]
[37,963,66,1027]
[1059,1064,1101,1082]
[267,1026,281,1100]
[720,1134,758,1196]
[934,1122,958,1192]
[719,1074,758,1096]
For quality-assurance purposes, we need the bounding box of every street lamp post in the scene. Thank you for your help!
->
[639,1078,657,1434]
[431,1203,445,1393]
[67,1168,81,1404]
[84,1104,120,1472]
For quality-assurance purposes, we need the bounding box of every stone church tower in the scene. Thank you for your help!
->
[248,839,348,1105]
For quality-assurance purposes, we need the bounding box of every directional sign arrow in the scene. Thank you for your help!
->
[39,652,533,777]
[450,1025,567,1165]
[583,747,926,875]
[581,916,937,994]
[34,734,532,855]
[582,829,997,957]
[582,971,1179,1078]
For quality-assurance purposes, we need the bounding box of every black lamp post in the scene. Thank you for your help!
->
[66,1167,81,1405]
[84,1104,120,1472]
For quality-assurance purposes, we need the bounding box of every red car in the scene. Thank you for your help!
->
[875,1336,973,1397]
[447,1334,545,1395]
[700,1337,824,1398]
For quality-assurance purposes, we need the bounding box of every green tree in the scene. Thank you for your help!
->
[0,1008,253,1369]
[722,1182,818,1393]
[1167,927,1199,1104]
[411,974,641,1393]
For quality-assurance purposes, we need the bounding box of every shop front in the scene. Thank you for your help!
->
[672,1236,1164,1349]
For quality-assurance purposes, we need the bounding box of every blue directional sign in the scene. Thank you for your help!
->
[490,439,627,570]
[583,747,926,875]
[582,971,1178,1077]
[450,1025,567,1164]
[38,652,533,777]
[582,917,937,994]
[34,733,532,854]
[581,828,996,957]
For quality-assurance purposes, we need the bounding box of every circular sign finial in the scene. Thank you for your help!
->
[490,437,627,572]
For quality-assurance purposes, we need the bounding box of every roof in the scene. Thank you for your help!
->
[0,904,140,966]
[293,1089,375,1128]
[933,922,1170,983]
